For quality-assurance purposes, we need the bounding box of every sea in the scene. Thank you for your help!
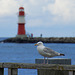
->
[0,37,75,75]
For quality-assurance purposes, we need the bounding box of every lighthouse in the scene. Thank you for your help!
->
[16,7,27,39]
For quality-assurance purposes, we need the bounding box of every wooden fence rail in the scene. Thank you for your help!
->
[0,63,75,75]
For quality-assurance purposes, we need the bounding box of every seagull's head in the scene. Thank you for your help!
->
[35,41,43,46]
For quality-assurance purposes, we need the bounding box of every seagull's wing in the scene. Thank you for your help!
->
[43,47,60,56]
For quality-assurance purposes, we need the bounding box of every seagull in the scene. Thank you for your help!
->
[35,41,65,64]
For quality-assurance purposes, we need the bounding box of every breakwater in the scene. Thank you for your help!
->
[1,37,75,43]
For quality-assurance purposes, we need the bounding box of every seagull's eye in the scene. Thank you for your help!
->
[38,43,42,45]
[39,43,41,44]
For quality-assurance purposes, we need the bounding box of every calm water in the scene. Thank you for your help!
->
[0,38,75,75]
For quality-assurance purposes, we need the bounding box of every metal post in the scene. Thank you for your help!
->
[8,68,18,75]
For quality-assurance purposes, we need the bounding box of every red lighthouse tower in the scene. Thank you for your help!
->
[16,7,27,38]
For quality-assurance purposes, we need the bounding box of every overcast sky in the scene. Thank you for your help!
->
[0,0,75,37]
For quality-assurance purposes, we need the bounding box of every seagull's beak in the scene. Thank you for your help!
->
[34,44,38,46]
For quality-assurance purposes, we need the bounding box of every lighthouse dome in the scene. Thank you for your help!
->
[19,7,24,11]
[19,7,24,9]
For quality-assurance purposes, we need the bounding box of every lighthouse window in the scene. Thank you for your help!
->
[19,9,24,11]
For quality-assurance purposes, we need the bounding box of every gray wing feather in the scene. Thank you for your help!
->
[43,47,59,55]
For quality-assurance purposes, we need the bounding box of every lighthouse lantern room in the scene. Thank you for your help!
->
[16,7,27,39]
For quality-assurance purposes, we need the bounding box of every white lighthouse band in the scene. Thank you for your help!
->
[18,16,25,23]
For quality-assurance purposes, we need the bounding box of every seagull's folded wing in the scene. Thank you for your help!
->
[43,47,60,56]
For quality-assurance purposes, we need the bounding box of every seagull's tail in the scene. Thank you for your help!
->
[60,53,65,56]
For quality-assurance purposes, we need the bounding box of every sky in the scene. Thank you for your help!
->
[0,0,75,37]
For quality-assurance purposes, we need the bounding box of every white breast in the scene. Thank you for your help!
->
[37,45,48,57]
